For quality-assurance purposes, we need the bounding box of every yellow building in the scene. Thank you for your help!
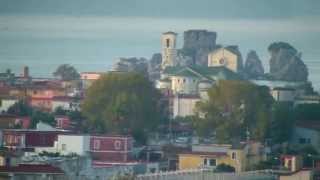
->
[208,46,243,73]
[178,142,265,172]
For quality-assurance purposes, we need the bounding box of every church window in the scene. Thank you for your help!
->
[166,39,170,48]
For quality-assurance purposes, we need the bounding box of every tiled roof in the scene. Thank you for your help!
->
[163,65,242,81]
[0,164,64,174]
[163,31,177,35]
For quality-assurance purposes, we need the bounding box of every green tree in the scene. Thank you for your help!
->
[31,110,55,128]
[294,104,320,121]
[82,72,162,143]
[214,163,235,172]
[7,100,33,116]
[53,64,80,81]
[195,80,274,143]
[270,102,294,144]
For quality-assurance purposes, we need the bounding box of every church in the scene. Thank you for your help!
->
[157,31,242,96]
[157,31,242,118]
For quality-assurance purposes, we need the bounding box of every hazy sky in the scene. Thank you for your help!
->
[0,0,319,19]
[0,0,319,89]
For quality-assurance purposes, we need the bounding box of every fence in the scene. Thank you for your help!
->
[136,169,277,180]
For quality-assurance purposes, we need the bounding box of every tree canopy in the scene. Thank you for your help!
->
[53,64,80,81]
[194,80,274,143]
[82,72,162,142]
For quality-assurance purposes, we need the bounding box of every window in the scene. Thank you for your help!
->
[232,152,237,160]
[183,79,186,83]
[114,140,121,150]
[209,159,216,166]
[299,138,306,144]
[166,38,170,48]
[93,140,101,150]
[203,158,216,167]
[62,144,66,151]
[203,158,207,165]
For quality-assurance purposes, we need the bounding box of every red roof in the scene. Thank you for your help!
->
[0,164,64,174]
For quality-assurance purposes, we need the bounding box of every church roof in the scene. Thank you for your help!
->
[209,46,241,56]
[163,65,242,81]
[163,31,177,35]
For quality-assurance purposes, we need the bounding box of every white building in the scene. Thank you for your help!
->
[173,94,201,118]
[208,46,243,73]
[51,96,81,111]
[161,32,178,70]
[158,66,241,95]
[55,135,90,156]
[80,72,103,89]
[270,87,296,102]
[0,97,18,113]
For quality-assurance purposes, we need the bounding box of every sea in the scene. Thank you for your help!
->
[0,15,319,91]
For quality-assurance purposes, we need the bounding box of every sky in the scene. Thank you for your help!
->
[0,0,319,18]
[0,0,319,89]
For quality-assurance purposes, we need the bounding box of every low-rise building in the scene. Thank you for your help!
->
[0,97,18,113]
[271,87,296,102]
[55,134,90,156]
[290,121,320,151]
[52,96,81,111]
[0,164,66,180]
[178,142,265,172]
[90,135,133,163]
[80,72,103,89]
[280,155,303,172]
[55,116,72,130]
[2,129,68,151]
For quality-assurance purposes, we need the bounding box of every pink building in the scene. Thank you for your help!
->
[15,117,31,129]
[2,129,67,150]
[90,135,133,163]
[55,116,71,130]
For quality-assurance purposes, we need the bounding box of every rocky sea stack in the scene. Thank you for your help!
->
[244,50,264,79]
[268,42,308,82]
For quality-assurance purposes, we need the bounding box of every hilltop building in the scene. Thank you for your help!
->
[208,46,243,73]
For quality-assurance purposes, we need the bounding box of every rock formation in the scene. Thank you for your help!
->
[181,30,217,66]
[112,57,148,75]
[268,42,308,81]
[244,50,264,78]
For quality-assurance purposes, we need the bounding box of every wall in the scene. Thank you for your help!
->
[271,89,295,102]
[291,127,320,151]
[173,95,200,118]
[161,33,177,69]
[56,135,90,156]
[0,99,18,113]
[171,76,198,94]
[280,170,313,180]
[208,48,238,72]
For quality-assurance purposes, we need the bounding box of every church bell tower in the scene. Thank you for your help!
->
[161,32,177,70]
